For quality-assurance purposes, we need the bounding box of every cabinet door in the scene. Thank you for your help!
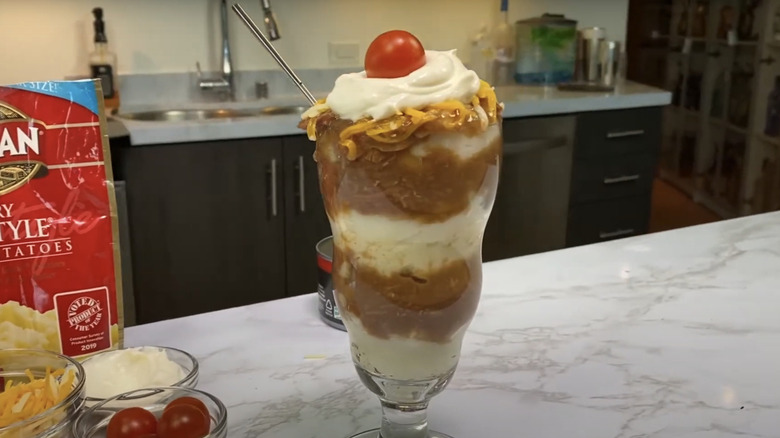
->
[120,139,286,324]
[282,136,332,297]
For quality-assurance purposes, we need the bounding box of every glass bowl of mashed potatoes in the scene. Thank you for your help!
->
[80,346,199,406]
[0,348,86,438]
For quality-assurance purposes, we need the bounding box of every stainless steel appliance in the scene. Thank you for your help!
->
[600,40,622,87]
[483,115,576,261]
[576,27,606,83]
[560,27,622,91]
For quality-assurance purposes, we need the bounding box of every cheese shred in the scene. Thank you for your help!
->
[0,367,75,429]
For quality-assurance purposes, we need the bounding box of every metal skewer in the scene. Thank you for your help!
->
[232,3,317,105]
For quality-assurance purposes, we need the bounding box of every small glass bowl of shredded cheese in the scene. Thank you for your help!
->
[0,348,86,438]
[81,346,198,406]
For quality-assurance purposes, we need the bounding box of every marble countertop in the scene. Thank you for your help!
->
[125,212,780,438]
[114,81,671,146]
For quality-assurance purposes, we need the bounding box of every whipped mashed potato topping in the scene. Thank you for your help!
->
[324,50,480,121]
[83,347,187,399]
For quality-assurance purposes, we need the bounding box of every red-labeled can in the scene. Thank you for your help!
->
[316,236,346,331]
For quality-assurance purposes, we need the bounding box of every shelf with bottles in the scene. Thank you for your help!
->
[667,36,759,49]
[702,130,746,210]
[671,0,761,44]
[746,145,780,213]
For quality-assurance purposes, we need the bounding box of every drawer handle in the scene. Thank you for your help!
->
[503,137,568,155]
[599,228,635,239]
[603,174,640,185]
[268,158,278,218]
[606,129,645,139]
[297,155,306,213]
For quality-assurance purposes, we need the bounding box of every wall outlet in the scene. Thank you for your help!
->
[328,42,360,65]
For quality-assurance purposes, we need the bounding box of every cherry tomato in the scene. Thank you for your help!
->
[365,30,426,78]
[158,404,209,438]
[164,397,210,422]
[106,407,157,438]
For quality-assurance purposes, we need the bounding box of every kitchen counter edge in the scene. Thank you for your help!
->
[114,81,672,146]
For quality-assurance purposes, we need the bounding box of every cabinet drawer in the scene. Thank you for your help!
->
[575,107,662,157]
[566,196,651,247]
[570,152,657,203]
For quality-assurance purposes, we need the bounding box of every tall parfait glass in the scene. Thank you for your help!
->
[303,41,502,438]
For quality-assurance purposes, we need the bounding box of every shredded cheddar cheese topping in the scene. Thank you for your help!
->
[305,80,500,160]
[0,367,75,428]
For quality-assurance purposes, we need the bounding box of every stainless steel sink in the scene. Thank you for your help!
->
[258,106,308,116]
[117,105,307,122]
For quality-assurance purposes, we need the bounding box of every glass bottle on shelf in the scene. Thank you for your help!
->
[717,6,736,40]
[703,141,722,196]
[673,72,684,106]
[728,63,753,128]
[679,130,697,178]
[722,135,746,208]
[751,159,777,213]
[773,6,780,41]
[692,1,708,37]
[678,3,689,36]
[737,0,759,41]
[711,71,726,117]
[764,76,780,137]
[89,7,120,114]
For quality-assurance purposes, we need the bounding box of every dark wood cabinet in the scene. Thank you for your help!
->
[566,106,663,247]
[119,135,330,324]
[120,138,287,324]
[281,136,331,298]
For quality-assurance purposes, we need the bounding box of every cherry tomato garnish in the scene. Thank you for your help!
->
[365,30,426,78]
[158,404,209,438]
[106,407,157,438]
[164,396,210,422]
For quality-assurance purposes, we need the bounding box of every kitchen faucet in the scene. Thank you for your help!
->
[261,0,280,40]
[197,0,234,99]
[197,0,280,100]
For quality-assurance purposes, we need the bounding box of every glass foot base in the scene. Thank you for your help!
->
[350,430,453,438]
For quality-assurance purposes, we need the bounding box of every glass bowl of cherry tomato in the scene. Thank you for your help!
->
[71,387,227,438]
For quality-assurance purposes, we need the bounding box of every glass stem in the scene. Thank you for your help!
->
[379,400,430,438]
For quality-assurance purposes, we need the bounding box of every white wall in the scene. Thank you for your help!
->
[0,0,628,85]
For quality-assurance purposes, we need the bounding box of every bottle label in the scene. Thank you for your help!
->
[90,64,115,99]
